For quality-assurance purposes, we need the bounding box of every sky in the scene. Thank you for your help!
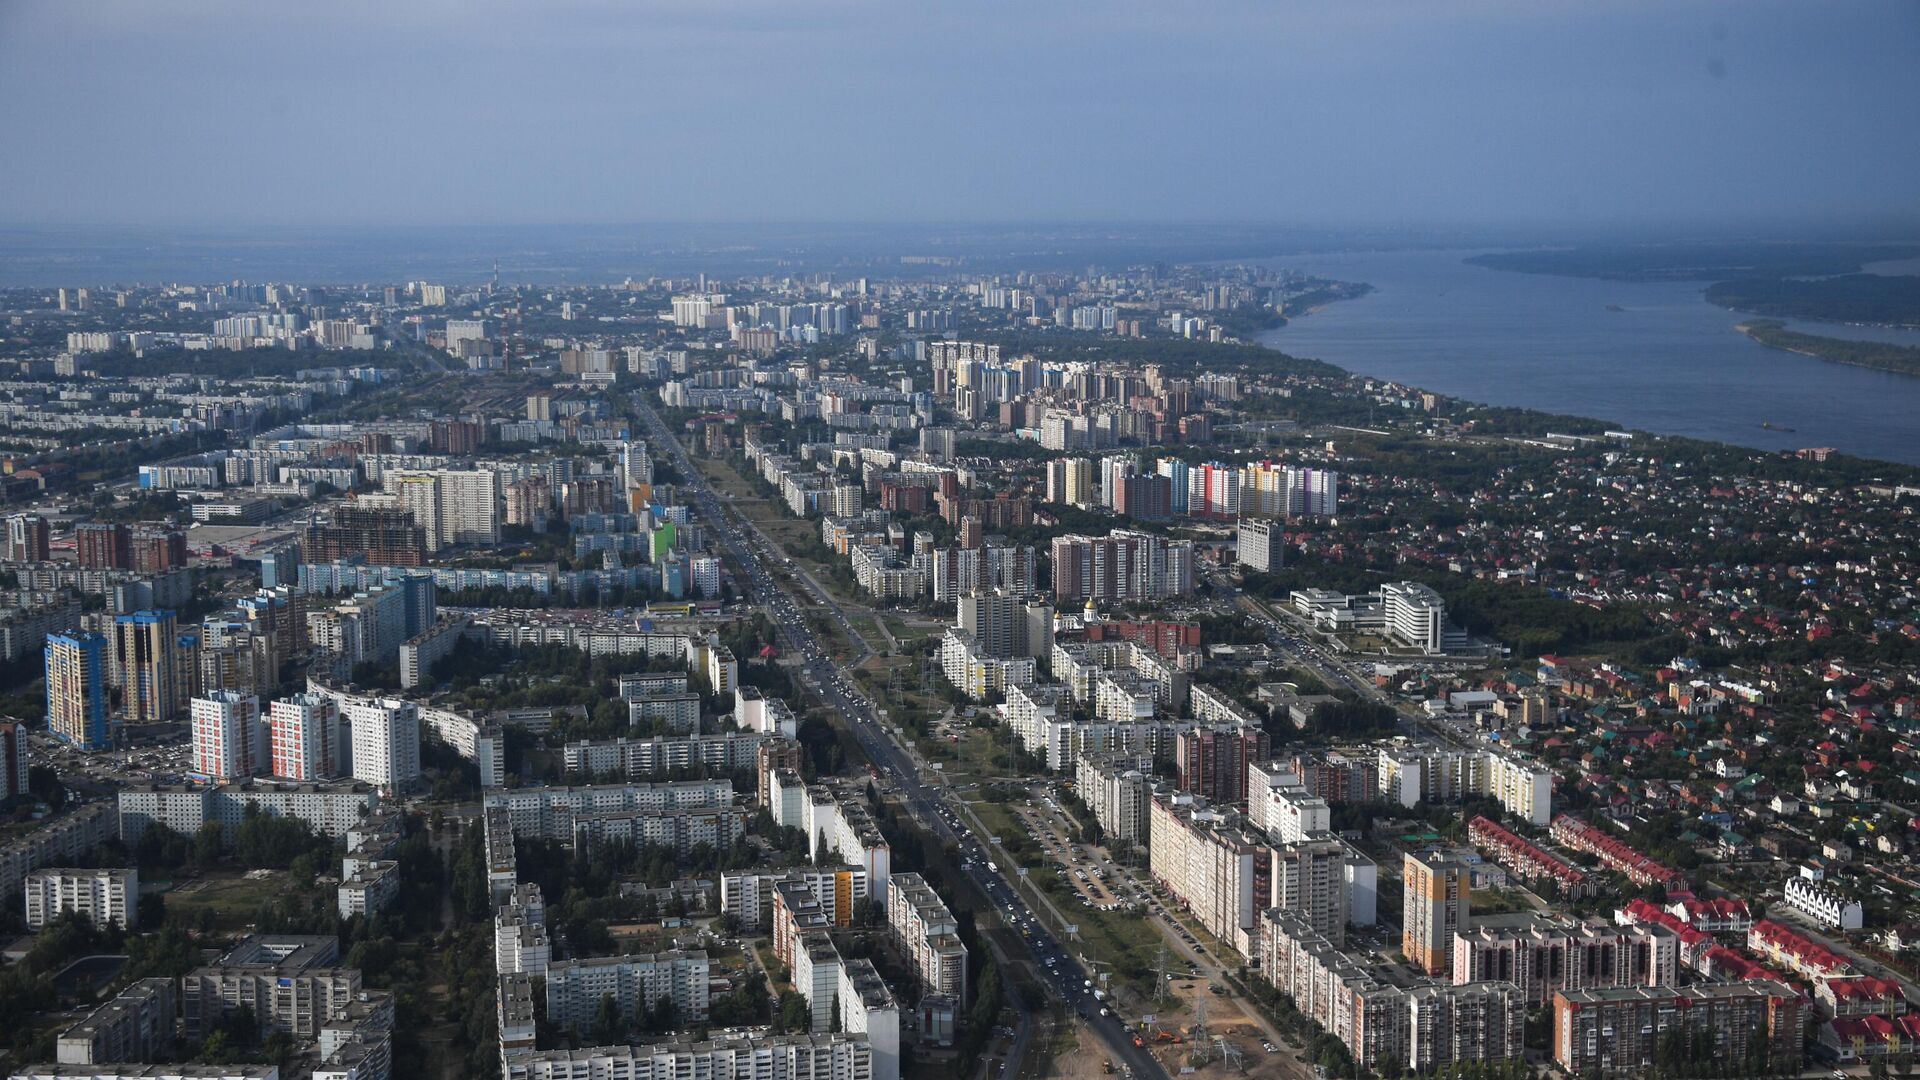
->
[1,0,1917,231]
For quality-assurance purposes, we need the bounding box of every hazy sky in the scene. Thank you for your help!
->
[2,0,1916,230]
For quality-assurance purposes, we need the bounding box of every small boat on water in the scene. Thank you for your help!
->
[1605,304,1626,313]
[1761,421,1796,433]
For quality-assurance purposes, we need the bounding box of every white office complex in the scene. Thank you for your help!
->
[191,690,266,781]
[24,867,138,929]
[1381,581,1447,654]
[346,697,420,793]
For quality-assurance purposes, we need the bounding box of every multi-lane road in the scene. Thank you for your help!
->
[635,400,1168,1080]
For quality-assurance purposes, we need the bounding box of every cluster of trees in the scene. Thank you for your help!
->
[1466,242,1919,282]
[586,991,681,1046]
[1709,274,1920,326]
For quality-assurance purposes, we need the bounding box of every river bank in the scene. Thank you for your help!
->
[1251,249,1920,466]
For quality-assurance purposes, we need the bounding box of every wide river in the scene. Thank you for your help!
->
[1255,249,1920,466]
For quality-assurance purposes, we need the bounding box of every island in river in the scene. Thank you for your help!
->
[1736,320,1920,378]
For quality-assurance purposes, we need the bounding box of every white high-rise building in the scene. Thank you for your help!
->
[385,469,501,549]
[270,692,342,780]
[1237,518,1280,573]
[190,690,264,781]
[347,698,420,793]
[619,441,654,491]
[24,867,138,930]
[690,557,722,599]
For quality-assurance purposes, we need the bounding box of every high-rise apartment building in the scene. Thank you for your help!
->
[74,522,130,570]
[4,514,50,562]
[270,692,342,781]
[0,719,27,801]
[303,505,428,567]
[1236,518,1281,573]
[955,593,1052,660]
[1405,851,1471,976]
[348,698,420,793]
[386,469,500,549]
[1175,725,1270,804]
[191,690,265,781]
[112,610,180,724]
[46,631,110,751]
[1048,530,1194,604]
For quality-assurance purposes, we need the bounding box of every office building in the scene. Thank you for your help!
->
[46,631,110,751]
[1404,851,1470,976]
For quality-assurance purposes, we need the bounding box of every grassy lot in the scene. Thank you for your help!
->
[161,871,287,930]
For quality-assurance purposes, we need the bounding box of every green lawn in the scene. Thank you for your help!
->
[161,872,288,929]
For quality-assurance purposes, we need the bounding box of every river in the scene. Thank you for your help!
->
[1255,249,1920,466]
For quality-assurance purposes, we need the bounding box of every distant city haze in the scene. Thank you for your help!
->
[1,0,1916,231]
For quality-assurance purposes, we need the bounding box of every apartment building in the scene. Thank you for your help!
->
[1552,981,1803,1077]
[501,1032,875,1080]
[543,951,710,1034]
[1076,753,1153,844]
[24,867,138,930]
[1261,907,1525,1073]
[1404,852,1470,977]
[182,935,361,1039]
[55,978,175,1065]
[886,872,969,1003]
[1452,920,1679,1004]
